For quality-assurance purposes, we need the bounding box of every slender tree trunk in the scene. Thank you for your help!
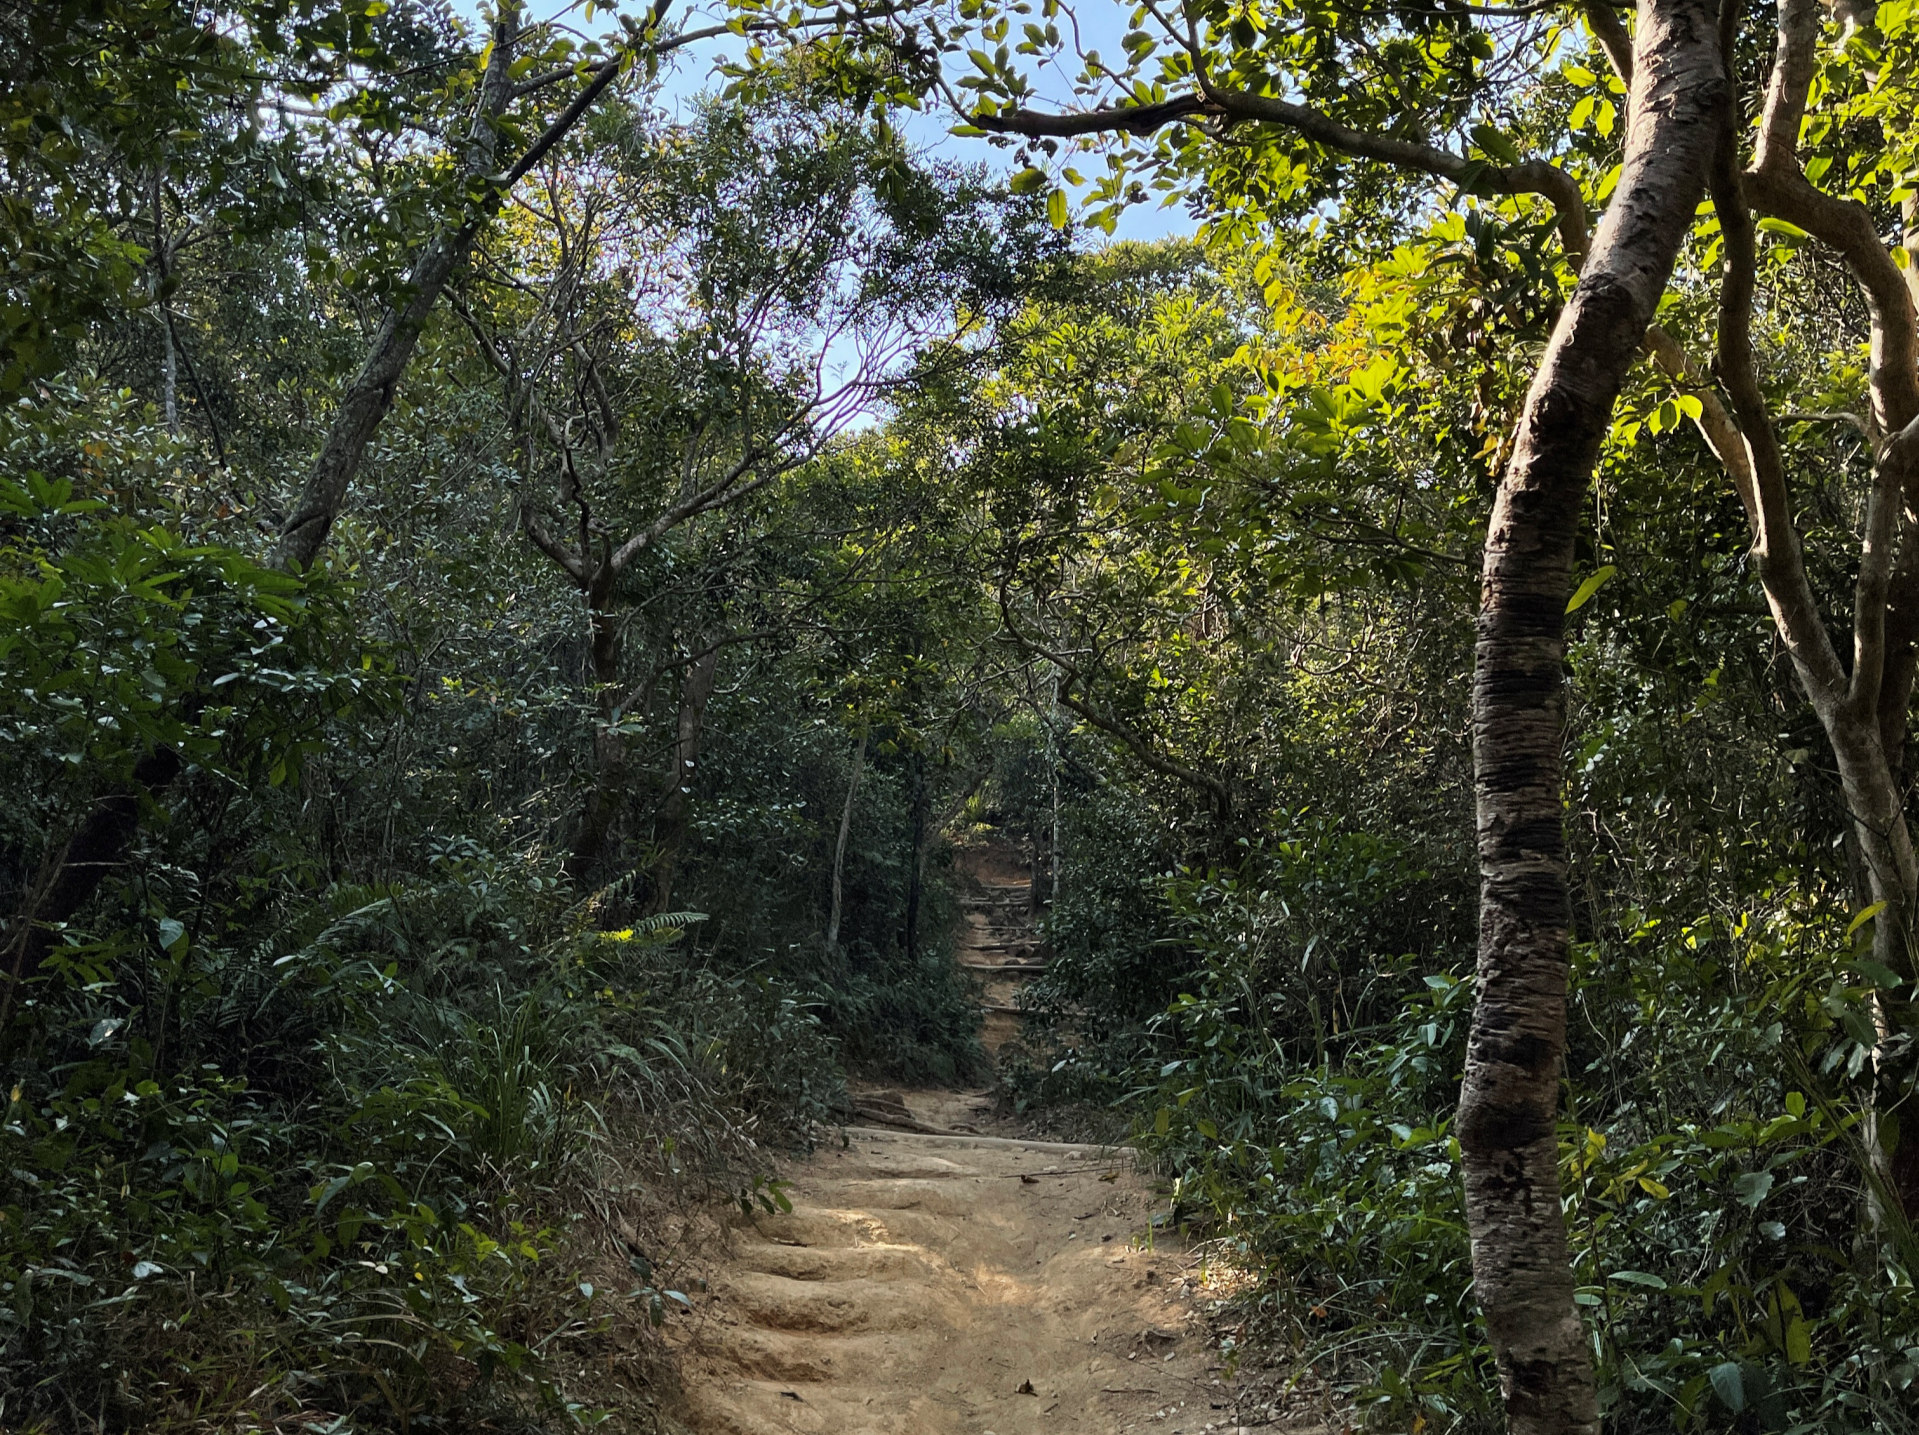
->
[569,598,630,882]
[1457,3,1726,1430]
[161,320,178,435]
[274,10,521,570]
[1049,709,1061,908]
[647,647,720,915]
[825,728,868,955]
[1808,624,1919,1217]
[904,748,926,961]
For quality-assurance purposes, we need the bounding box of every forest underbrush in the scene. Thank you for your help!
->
[0,843,871,1434]
[1006,797,1919,1435]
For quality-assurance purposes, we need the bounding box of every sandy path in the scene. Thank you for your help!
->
[674,842,1239,1435]
[673,1126,1228,1434]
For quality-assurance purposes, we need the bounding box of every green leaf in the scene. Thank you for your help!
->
[1733,1170,1774,1207]
[1566,564,1617,613]
[1785,1314,1813,1364]
[1047,188,1068,229]
[1609,1269,1668,1289]
[1846,900,1886,938]
[1470,124,1522,165]
[1708,1361,1745,1414]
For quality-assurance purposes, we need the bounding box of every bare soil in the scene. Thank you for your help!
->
[666,840,1275,1435]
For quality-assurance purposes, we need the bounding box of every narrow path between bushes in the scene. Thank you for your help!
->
[669,842,1262,1435]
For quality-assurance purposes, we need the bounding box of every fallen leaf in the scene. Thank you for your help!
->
[1015,1379,1037,1395]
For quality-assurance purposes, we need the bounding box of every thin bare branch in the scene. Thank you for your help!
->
[522,505,586,583]
[995,581,1231,812]
[1778,410,1875,439]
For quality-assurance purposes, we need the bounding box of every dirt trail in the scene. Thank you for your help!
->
[672,842,1246,1435]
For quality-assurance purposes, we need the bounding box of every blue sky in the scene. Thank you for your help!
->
[453,0,1194,245]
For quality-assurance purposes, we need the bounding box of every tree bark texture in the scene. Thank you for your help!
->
[1457,3,1726,1431]
[569,601,633,883]
[274,12,521,570]
[825,728,868,956]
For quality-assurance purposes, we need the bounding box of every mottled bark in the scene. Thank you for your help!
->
[1458,4,1726,1432]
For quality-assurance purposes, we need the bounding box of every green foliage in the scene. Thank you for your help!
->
[13,0,1919,1429]
[0,834,838,1430]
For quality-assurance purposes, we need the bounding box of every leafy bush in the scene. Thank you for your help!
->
[1098,836,1919,1434]
[0,841,838,1432]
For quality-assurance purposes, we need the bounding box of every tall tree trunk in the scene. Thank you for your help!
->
[1457,3,1726,1431]
[160,318,178,435]
[825,728,868,955]
[569,599,631,883]
[1829,725,1919,1216]
[647,647,721,915]
[904,748,926,961]
[1730,0,1919,1220]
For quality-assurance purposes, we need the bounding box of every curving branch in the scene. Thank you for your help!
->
[1581,0,1634,83]
[1755,0,1819,176]
[994,581,1232,814]
[972,85,1592,263]
[1711,135,1849,703]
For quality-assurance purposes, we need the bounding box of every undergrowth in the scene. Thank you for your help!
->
[1,848,838,1432]
[1010,804,1919,1434]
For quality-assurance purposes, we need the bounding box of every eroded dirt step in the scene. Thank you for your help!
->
[668,839,1256,1432]
[672,1129,1232,1435]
